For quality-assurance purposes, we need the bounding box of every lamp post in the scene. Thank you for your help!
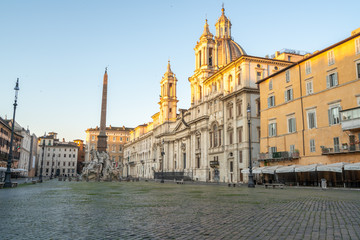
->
[247,103,255,188]
[39,134,46,183]
[160,139,165,183]
[4,79,20,188]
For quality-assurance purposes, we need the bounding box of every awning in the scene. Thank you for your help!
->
[253,167,267,174]
[13,168,28,172]
[0,167,7,171]
[276,165,300,174]
[262,166,281,174]
[317,162,349,173]
[344,162,360,171]
[295,164,322,173]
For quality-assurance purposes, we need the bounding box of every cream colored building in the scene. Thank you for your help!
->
[124,8,300,183]
[257,29,360,168]
[37,132,78,177]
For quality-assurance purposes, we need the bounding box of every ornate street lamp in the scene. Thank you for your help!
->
[39,133,46,183]
[161,139,165,183]
[247,103,255,188]
[4,79,20,188]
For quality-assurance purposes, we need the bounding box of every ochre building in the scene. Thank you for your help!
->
[257,29,360,167]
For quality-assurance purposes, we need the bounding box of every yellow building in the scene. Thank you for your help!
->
[258,29,360,170]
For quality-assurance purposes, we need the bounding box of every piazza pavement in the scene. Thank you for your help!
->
[0,180,359,240]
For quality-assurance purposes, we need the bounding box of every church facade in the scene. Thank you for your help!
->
[123,8,302,183]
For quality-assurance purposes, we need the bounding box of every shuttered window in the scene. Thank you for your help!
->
[326,72,338,88]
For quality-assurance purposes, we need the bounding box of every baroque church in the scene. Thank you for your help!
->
[123,8,301,183]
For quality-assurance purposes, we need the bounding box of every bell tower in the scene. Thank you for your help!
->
[194,19,216,72]
[159,61,178,124]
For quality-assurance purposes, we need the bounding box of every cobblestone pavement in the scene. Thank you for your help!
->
[1,180,360,240]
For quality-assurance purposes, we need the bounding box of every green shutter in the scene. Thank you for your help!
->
[326,75,330,88]
[334,72,338,86]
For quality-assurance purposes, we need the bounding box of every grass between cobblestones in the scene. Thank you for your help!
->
[0,180,360,239]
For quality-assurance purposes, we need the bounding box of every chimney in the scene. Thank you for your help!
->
[275,51,280,58]
[63,138,65,142]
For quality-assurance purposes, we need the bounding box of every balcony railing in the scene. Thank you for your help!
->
[341,107,360,131]
[321,145,360,155]
[258,151,300,162]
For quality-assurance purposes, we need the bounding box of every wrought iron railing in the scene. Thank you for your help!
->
[321,145,360,154]
[258,151,300,161]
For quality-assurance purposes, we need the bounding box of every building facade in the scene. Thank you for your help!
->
[257,29,360,167]
[85,126,132,166]
[0,117,22,169]
[123,8,301,183]
[37,132,78,177]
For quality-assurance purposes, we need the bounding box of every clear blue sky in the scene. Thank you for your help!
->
[1,0,359,142]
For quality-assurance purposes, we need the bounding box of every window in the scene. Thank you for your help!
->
[290,145,295,153]
[269,147,277,154]
[285,70,290,82]
[328,50,335,65]
[236,101,242,117]
[227,104,233,119]
[183,153,186,169]
[113,137,116,142]
[239,151,243,163]
[328,106,341,125]
[284,88,293,102]
[230,161,233,172]
[64,154,66,157]
[257,72,262,82]
[306,80,313,95]
[268,96,275,108]
[73,154,75,158]
[288,117,296,133]
[196,156,200,168]
[326,72,338,88]
[268,122,277,137]
[237,71,241,86]
[310,139,316,152]
[63,162,65,166]
[269,79,273,90]
[307,111,316,129]
[196,137,201,150]
[356,62,360,79]
[356,38,360,54]
[199,50,202,66]
[305,61,311,74]
[238,127,243,143]
[333,137,340,152]
[229,131,233,144]
[213,125,218,147]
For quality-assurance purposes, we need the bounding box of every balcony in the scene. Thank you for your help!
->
[210,160,219,168]
[258,151,300,162]
[321,145,360,155]
[340,107,360,131]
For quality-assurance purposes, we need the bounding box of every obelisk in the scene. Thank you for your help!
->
[97,68,108,152]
